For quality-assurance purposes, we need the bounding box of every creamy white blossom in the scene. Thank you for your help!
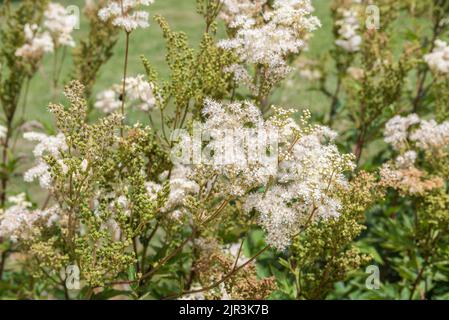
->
[172,99,353,250]
[94,89,122,113]
[0,194,59,243]
[335,8,362,52]
[81,159,89,172]
[410,119,449,151]
[219,0,266,28]
[195,99,278,196]
[384,114,420,151]
[98,0,154,32]
[385,114,449,152]
[15,3,77,60]
[23,132,68,189]
[163,165,200,213]
[219,0,320,91]
[424,40,449,74]
[395,150,417,169]
[124,75,157,111]
[95,75,156,113]
[144,166,199,219]
[15,24,54,61]
[244,125,354,250]
[382,115,448,195]
[44,2,77,47]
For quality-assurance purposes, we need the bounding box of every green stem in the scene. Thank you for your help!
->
[120,32,131,136]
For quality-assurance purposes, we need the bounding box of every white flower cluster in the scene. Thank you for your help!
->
[15,24,54,61]
[23,132,68,189]
[172,99,354,251]
[163,166,199,214]
[381,115,449,195]
[94,89,122,113]
[410,119,449,151]
[95,75,157,113]
[44,2,77,47]
[219,0,321,89]
[384,114,420,151]
[98,0,154,32]
[394,150,417,169]
[15,2,77,61]
[335,8,362,53]
[193,99,279,197]
[219,0,266,29]
[244,125,354,251]
[145,166,200,220]
[0,194,59,243]
[424,40,449,75]
[384,114,449,152]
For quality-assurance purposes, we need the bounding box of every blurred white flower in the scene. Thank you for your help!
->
[95,89,122,113]
[15,24,54,61]
[219,0,321,92]
[98,0,154,32]
[44,2,77,47]
[384,114,420,151]
[335,9,362,53]
[424,40,449,75]
[23,132,68,189]
[95,75,156,113]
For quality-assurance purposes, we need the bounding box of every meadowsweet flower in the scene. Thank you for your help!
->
[219,0,320,93]
[145,181,162,201]
[98,0,154,32]
[172,99,353,250]
[143,166,198,220]
[194,99,278,197]
[23,132,68,189]
[124,75,157,111]
[15,24,54,61]
[94,75,156,113]
[244,126,354,250]
[162,165,200,214]
[395,150,417,168]
[0,194,59,243]
[381,115,448,195]
[24,161,52,189]
[410,119,449,151]
[23,132,68,158]
[380,164,444,195]
[384,114,420,151]
[385,114,449,153]
[44,2,77,47]
[335,9,362,52]
[94,89,122,113]
[80,159,89,172]
[219,0,266,28]
[7,193,32,208]
[424,40,449,75]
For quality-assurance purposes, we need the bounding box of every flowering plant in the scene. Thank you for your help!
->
[0,0,448,301]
